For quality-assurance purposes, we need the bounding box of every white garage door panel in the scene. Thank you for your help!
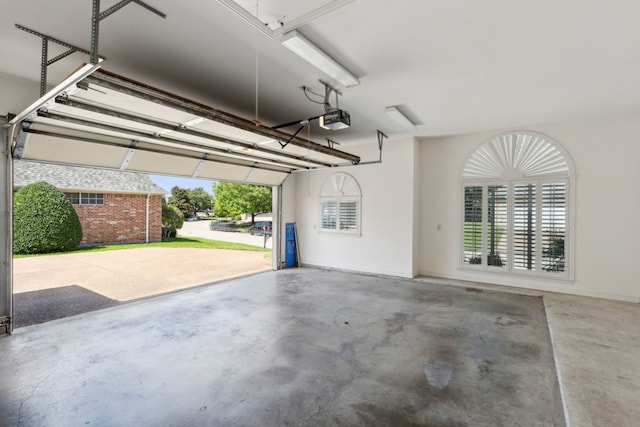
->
[50,103,166,136]
[126,151,201,176]
[242,168,289,186]
[10,66,360,186]
[76,83,199,125]
[25,119,129,145]
[194,120,272,145]
[196,161,281,185]
[17,133,128,168]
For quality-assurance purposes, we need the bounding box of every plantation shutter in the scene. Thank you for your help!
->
[321,201,337,230]
[461,132,572,278]
[463,185,483,265]
[487,185,508,268]
[541,182,567,272]
[319,173,361,235]
[513,184,536,271]
[339,201,357,231]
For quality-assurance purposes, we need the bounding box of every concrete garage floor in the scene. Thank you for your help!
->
[1,269,639,426]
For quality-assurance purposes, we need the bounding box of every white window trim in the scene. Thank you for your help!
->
[459,131,574,281]
[319,172,362,236]
[66,192,105,205]
[319,196,361,235]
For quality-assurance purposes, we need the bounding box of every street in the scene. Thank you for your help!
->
[179,219,272,249]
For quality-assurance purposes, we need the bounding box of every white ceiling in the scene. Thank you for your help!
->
[3,0,640,146]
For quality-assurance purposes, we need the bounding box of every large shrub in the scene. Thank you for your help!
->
[13,181,83,254]
[162,199,184,240]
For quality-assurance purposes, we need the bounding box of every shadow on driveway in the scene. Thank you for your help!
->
[13,285,120,328]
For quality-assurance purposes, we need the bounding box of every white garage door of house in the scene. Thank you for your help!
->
[1,63,361,335]
[9,64,360,185]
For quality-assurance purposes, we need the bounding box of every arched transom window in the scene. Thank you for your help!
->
[461,132,573,278]
[320,172,361,235]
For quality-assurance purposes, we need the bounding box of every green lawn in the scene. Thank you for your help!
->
[14,237,271,258]
[464,222,505,250]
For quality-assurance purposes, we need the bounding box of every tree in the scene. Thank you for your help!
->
[212,182,272,223]
[167,186,194,217]
[161,198,184,240]
[13,181,82,254]
[187,187,213,212]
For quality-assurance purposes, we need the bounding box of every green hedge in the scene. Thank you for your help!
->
[162,200,184,240]
[13,182,83,254]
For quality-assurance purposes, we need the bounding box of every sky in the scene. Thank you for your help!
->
[149,175,215,195]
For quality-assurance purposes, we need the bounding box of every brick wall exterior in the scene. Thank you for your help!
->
[73,193,163,245]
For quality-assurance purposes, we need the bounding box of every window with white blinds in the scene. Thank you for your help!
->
[319,173,361,235]
[487,185,507,269]
[321,201,337,230]
[541,183,566,273]
[339,201,358,231]
[462,180,567,276]
[463,186,483,264]
[513,184,536,271]
[320,198,359,233]
[460,132,572,278]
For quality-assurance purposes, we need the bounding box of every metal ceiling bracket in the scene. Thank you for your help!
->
[326,138,339,148]
[242,164,257,183]
[8,62,102,127]
[279,122,308,149]
[120,144,137,170]
[15,24,99,97]
[376,130,387,163]
[91,0,166,64]
[12,126,29,159]
[192,156,207,177]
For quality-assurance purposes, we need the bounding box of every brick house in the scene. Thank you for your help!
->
[14,160,166,245]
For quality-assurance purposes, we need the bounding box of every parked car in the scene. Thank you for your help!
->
[209,220,239,232]
[249,221,272,236]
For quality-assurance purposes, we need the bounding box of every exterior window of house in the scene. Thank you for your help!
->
[66,192,104,205]
[319,173,361,235]
[460,132,573,278]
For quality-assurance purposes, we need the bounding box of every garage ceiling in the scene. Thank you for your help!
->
[3,1,640,146]
[11,66,360,186]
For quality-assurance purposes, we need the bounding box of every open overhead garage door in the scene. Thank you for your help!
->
[2,64,362,334]
[9,65,360,186]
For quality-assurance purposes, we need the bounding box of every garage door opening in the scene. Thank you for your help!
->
[3,65,360,332]
[11,170,277,328]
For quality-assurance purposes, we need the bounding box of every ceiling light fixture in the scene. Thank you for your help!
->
[281,30,359,88]
[384,106,416,130]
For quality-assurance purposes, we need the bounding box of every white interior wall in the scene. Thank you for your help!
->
[0,72,39,116]
[6,71,638,301]
[418,113,640,302]
[293,138,417,278]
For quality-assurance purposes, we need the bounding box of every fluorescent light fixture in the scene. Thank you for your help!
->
[384,106,416,130]
[281,30,359,87]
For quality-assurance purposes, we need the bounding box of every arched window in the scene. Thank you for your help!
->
[319,172,361,235]
[460,132,573,278]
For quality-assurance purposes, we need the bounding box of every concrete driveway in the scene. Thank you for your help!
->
[12,230,273,327]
